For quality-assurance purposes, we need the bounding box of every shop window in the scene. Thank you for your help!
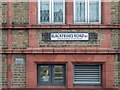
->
[38,0,65,24]
[74,0,101,24]
[73,64,101,85]
[37,64,65,85]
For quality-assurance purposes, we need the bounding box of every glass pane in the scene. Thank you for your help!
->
[40,65,50,82]
[54,1,63,22]
[89,1,99,22]
[40,0,50,22]
[53,65,64,82]
[75,1,85,22]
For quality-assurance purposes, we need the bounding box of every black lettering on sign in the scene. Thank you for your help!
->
[42,32,98,42]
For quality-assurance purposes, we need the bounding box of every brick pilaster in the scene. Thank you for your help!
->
[7,0,13,49]
[66,61,73,88]
[7,54,12,88]
[7,0,13,88]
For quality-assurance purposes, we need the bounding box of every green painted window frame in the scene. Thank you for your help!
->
[37,64,66,85]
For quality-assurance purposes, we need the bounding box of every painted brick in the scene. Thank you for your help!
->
[35,29,105,47]
[11,54,26,86]
[0,54,7,86]
[12,2,29,25]
[11,30,29,49]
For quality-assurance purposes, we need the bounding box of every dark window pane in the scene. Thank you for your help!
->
[38,64,65,85]
[40,0,50,22]
[40,65,50,82]
[53,65,64,82]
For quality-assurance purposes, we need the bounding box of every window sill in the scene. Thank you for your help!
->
[37,23,66,25]
[73,85,102,88]
[37,85,66,88]
[73,22,102,25]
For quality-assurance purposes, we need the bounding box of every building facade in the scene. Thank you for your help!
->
[0,0,120,89]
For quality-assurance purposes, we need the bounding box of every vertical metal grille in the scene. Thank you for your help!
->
[74,64,101,85]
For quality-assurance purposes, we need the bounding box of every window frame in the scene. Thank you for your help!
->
[38,0,65,24]
[73,64,101,85]
[38,0,52,24]
[73,0,101,24]
[37,64,66,85]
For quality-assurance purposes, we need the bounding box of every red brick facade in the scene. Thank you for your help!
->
[1,0,120,89]
[26,54,114,88]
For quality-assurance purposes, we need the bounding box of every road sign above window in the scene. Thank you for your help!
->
[51,33,89,41]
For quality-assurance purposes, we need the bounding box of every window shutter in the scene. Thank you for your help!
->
[74,64,101,85]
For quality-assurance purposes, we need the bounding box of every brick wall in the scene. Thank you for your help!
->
[1,1,120,25]
[111,29,120,49]
[12,2,29,25]
[119,1,120,24]
[1,2,7,25]
[0,54,7,86]
[35,29,105,47]
[111,1,120,24]
[0,0,120,88]
[118,54,120,87]
[11,54,26,86]
[2,30,8,49]
[114,54,120,86]
[111,29,120,86]
[11,30,29,49]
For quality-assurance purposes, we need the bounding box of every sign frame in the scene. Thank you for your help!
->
[51,33,89,41]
